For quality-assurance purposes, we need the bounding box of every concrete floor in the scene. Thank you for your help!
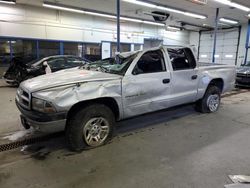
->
[0,80,23,134]
[0,66,8,78]
[0,80,250,188]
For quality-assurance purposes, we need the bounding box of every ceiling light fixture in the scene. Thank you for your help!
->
[167,26,181,31]
[122,0,207,19]
[43,2,165,27]
[219,17,239,24]
[43,3,85,13]
[201,54,208,58]
[225,54,234,58]
[213,0,250,12]
[84,11,116,19]
[121,17,165,26]
[0,0,15,4]
[123,0,157,8]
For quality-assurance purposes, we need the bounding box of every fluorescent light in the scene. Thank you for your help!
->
[122,0,157,8]
[84,11,116,19]
[154,6,183,14]
[142,20,165,26]
[167,26,181,31]
[184,12,206,19]
[214,55,220,58]
[248,13,250,17]
[213,0,250,12]
[225,54,234,58]
[201,54,208,58]
[43,3,85,13]
[219,18,239,24]
[121,17,165,26]
[43,2,165,27]
[122,0,207,19]
[230,2,250,12]
[120,17,143,23]
[0,0,15,4]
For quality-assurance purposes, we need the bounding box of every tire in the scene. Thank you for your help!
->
[65,104,115,151]
[195,86,221,113]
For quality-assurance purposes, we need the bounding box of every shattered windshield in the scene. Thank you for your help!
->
[81,53,138,75]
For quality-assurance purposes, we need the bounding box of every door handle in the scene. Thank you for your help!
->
[162,79,170,84]
[191,75,198,80]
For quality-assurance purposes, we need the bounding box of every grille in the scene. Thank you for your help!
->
[237,73,250,78]
[16,87,31,110]
[237,73,249,78]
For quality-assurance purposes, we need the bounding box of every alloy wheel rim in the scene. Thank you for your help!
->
[207,94,220,112]
[83,117,110,147]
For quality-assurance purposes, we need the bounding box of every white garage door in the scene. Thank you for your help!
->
[199,28,239,65]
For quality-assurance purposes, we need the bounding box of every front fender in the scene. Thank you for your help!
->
[32,80,123,117]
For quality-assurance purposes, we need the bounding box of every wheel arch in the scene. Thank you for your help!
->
[66,97,120,122]
[207,78,224,92]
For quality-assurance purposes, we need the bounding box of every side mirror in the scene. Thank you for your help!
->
[42,61,48,68]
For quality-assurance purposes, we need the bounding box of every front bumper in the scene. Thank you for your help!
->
[4,78,17,85]
[236,76,250,87]
[16,100,67,132]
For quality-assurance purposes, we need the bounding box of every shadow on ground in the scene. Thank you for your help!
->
[14,104,198,160]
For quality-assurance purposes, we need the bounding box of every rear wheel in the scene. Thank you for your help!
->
[195,86,221,113]
[66,104,115,151]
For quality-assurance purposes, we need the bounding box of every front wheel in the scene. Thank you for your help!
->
[195,86,221,113]
[66,104,115,151]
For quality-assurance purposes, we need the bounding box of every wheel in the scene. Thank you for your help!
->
[65,104,115,151]
[195,86,221,113]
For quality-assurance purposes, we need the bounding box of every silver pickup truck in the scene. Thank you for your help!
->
[16,46,236,151]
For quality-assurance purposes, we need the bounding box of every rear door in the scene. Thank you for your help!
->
[122,49,171,118]
[167,48,199,106]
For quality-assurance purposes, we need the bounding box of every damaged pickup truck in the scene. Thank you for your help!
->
[16,46,236,151]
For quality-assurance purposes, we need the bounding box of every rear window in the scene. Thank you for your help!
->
[167,48,196,71]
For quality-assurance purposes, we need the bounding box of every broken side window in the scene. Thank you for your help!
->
[133,50,166,74]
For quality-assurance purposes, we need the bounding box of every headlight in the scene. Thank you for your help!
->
[32,97,56,113]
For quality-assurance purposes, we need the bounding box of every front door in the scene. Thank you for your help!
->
[122,49,171,118]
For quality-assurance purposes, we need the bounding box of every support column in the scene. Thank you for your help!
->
[36,40,40,59]
[117,0,120,53]
[244,20,250,65]
[212,8,219,63]
[9,40,13,61]
[60,42,64,55]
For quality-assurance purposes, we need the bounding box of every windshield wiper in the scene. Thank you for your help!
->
[99,66,109,73]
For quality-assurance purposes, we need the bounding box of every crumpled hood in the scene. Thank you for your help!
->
[20,68,122,92]
[237,66,250,74]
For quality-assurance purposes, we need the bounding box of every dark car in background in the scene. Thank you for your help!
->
[236,61,250,87]
[3,55,90,85]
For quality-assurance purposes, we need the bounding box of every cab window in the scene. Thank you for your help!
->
[167,48,196,71]
[133,50,166,74]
